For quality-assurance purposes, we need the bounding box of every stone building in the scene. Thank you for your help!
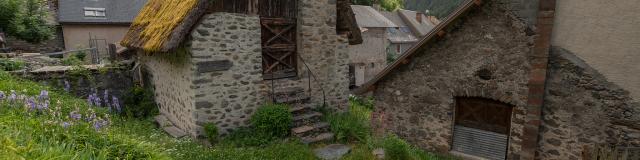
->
[355,0,640,159]
[348,5,398,87]
[121,0,361,141]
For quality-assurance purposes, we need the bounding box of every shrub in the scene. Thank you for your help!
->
[220,127,276,147]
[61,55,83,66]
[251,103,292,138]
[204,123,219,144]
[74,50,87,61]
[382,134,412,160]
[122,87,157,118]
[325,97,372,142]
[0,59,24,71]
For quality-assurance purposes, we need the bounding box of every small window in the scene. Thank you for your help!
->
[84,7,106,17]
[399,27,411,33]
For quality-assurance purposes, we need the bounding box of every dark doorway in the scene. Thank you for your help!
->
[452,97,513,160]
[260,0,298,80]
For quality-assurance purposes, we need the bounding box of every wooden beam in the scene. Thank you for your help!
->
[401,58,410,65]
[474,0,482,5]
[437,30,446,37]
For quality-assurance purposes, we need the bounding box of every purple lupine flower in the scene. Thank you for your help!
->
[93,119,109,131]
[9,90,16,102]
[26,97,37,110]
[39,90,49,101]
[40,100,50,110]
[69,111,82,120]
[94,97,102,107]
[62,122,71,128]
[86,112,96,122]
[112,97,121,113]
[64,80,71,92]
[103,90,109,106]
[87,94,94,106]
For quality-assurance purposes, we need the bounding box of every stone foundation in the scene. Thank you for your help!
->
[537,47,640,159]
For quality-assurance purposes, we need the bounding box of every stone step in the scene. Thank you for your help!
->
[275,95,310,104]
[163,126,187,138]
[301,132,335,144]
[273,87,305,96]
[293,111,323,126]
[289,105,315,115]
[154,115,173,127]
[292,122,330,137]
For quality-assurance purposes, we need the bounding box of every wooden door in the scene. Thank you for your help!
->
[260,0,298,79]
[452,97,513,160]
[455,97,513,134]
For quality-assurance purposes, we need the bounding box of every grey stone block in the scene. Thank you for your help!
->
[196,60,233,73]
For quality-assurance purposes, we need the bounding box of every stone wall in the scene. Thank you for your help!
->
[297,0,350,110]
[371,2,533,158]
[188,13,265,135]
[551,0,640,102]
[142,0,351,138]
[499,0,539,27]
[537,47,640,159]
[21,68,133,105]
[140,52,196,136]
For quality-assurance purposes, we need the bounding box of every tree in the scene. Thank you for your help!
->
[352,0,404,11]
[404,0,465,18]
[0,0,21,32]
[0,0,53,43]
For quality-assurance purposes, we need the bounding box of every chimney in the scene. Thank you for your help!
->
[416,12,423,24]
[373,4,382,11]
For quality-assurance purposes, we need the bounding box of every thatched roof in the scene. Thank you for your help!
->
[121,0,211,52]
[122,0,362,52]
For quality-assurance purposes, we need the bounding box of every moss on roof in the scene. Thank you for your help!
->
[121,0,201,52]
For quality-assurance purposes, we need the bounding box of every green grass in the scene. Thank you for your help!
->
[0,71,316,160]
[0,71,453,160]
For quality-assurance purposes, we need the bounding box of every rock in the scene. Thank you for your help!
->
[372,148,385,159]
[154,115,173,127]
[163,126,187,138]
[313,144,351,160]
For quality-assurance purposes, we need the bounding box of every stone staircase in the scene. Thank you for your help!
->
[273,87,335,144]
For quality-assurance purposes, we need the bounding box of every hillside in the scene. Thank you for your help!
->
[404,0,465,18]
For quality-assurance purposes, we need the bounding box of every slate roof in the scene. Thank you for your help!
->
[351,5,398,28]
[57,0,147,24]
[398,9,437,36]
[380,11,407,27]
[380,11,418,43]
[354,0,477,94]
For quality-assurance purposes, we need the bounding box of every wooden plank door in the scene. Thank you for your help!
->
[260,0,298,80]
[452,97,514,160]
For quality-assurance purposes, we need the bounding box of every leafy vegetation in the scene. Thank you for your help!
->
[251,103,293,138]
[0,0,53,43]
[404,0,465,18]
[0,71,453,160]
[325,96,373,142]
[352,0,404,11]
[203,123,219,144]
[122,87,158,118]
[0,59,24,71]
[0,71,318,160]
[333,96,460,160]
